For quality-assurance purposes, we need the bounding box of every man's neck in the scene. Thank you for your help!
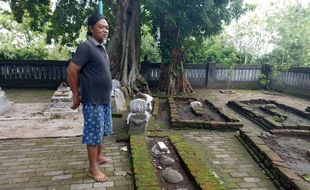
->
[95,38,103,44]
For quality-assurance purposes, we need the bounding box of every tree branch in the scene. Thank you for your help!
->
[106,0,117,13]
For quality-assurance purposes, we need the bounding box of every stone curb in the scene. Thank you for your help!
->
[168,97,243,130]
[152,98,159,119]
[271,129,310,136]
[228,100,310,133]
[239,128,310,190]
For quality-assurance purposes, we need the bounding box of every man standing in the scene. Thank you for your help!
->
[67,14,112,182]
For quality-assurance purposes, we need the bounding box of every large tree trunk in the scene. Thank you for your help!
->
[158,18,193,95]
[107,0,150,96]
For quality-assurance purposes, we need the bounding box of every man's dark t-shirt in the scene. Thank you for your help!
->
[71,37,112,104]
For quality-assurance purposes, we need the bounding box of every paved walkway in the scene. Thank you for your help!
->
[0,136,134,190]
[183,130,277,190]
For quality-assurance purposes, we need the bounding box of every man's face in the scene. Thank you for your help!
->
[90,19,109,43]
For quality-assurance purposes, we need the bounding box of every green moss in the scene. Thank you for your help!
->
[113,124,129,142]
[112,112,124,118]
[273,115,286,123]
[152,98,159,118]
[130,135,161,190]
[169,135,226,190]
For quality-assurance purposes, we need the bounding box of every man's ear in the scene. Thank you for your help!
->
[89,26,94,34]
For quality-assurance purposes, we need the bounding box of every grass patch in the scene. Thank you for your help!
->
[4,88,54,103]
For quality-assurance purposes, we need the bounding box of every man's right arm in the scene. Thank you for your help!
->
[67,61,80,109]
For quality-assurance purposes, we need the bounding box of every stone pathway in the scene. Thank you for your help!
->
[183,131,277,190]
[0,136,134,190]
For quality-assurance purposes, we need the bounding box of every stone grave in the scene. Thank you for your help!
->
[110,79,126,113]
[147,137,199,189]
[44,82,78,116]
[168,97,242,130]
[0,87,13,115]
[228,99,310,132]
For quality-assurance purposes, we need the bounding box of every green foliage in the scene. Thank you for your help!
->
[182,37,209,63]
[144,0,248,43]
[9,0,116,46]
[258,74,270,89]
[0,11,48,59]
[259,64,290,91]
[143,0,249,63]
[0,45,48,60]
[140,24,161,62]
[0,10,70,60]
[46,0,98,46]
[10,0,51,32]
[46,44,71,60]
[206,37,239,67]
[257,2,310,66]
[183,34,240,66]
[269,64,289,91]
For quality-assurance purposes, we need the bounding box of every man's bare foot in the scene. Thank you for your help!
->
[97,156,112,165]
[88,168,108,182]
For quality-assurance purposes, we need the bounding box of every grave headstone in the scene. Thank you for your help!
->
[44,82,78,116]
[189,101,203,116]
[0,87,13,115]
[138,92,153,111]
[127,98,151,134]
[111,79,126,112]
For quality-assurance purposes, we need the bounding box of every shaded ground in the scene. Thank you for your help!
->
[262,135,310,180]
